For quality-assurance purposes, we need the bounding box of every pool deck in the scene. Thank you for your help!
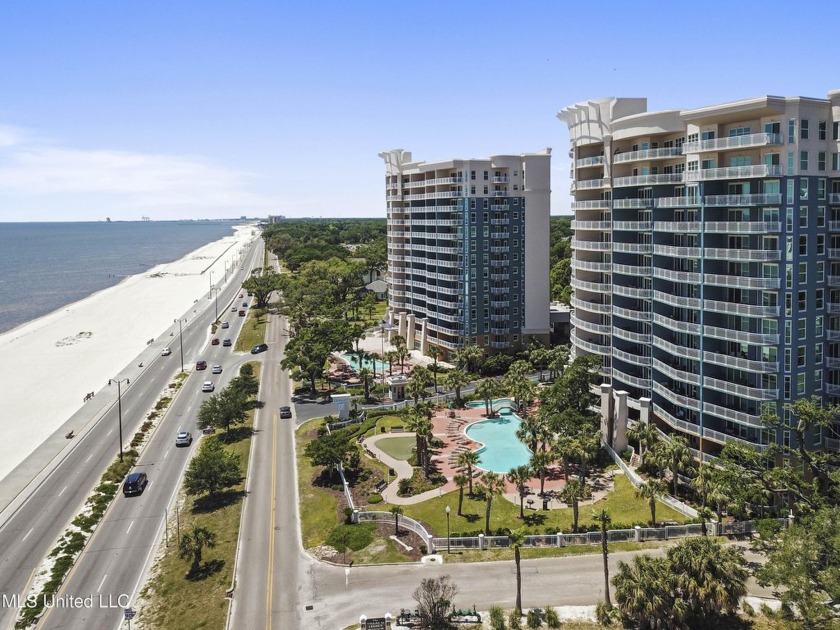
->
[363,403,614,509]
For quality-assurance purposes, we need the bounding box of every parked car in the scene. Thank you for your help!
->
[239,293,243,298]
[175,430,192,447]
[202,381,214,392]
[279,406,292,419]
[123,472,148,496]
[161,347,172,356]
[242,302,248,307]
[223,338,232,347]
[231,305,237,312]
[251,343,268,354]
[212,364,223,374]
[238,310,246,317]
[211,338,220,346]
[196,360,207,370]
[221,322,229,329]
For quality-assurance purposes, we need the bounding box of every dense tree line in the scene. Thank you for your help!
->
[549,216,572,304]
[262,219,386,271]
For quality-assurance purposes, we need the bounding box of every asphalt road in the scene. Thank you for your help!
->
[0,240,261,630]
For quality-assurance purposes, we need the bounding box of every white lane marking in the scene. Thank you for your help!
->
[22,528,33,542]
[107,429,113,436]
[58,486,67,497]
[126,522,133,534]
[85,454,93,463]
[163,450,169,460]
[97,574,107,593]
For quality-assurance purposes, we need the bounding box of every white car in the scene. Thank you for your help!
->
[212,364,223,374]
[161,347,172,356]
[175,430,192,447]
[202,381,214,392]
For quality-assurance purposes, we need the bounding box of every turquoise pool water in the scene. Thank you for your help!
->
[465,407,532,473]
[340,352,389,373]
[466,398,513,409]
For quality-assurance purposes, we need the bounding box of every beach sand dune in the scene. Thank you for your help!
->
[0,224,258,483]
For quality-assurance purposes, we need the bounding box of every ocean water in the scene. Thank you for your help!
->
[0,221,243,334]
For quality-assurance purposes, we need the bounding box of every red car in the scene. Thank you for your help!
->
[238,310,246,317]
[211,338,220,345]
[239,293,243,298]
[196,360,207,370]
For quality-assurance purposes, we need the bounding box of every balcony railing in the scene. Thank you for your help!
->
[703,193,782,206]
[575,156,605,168]
[490,218,510,226]
[612,199,653,209]
[613,147,684,163]
[703,221,781,233]
[703,376,778,401]
[651,335,701,360]
[651,382,701,412]
[613,327,651,344]
[613,173,684,187]
[612,263,651,276]
[684,164,784,181]
[653,268,702,284]
[612,242,652,253]
[571,220,612,230]
[653,244,701,258]
[612,347,651,367]
[652,358,700,385]
[652,313,700,334]
[702,401,762,427]
[703,349,778,373]
[492,175,510,182]
[571,278,612,293]
[612,368,651,390]
[571,331,612,356]
[571,315,611,335]
[703,248,780,261]
[571,259,611,272]
[703,324,779,345]
[612,285,651,299]
[830,193,840,204]
[702,299,779,318]
[654,221,701,232]
[654,196,700,208]
[703,274,780,289]
[613,220,652,230]
[571,297,612,313]
[682,132,783,153]
[571,239,612,251]
[571,200,612,210]
[574,178,610,190]
[612,305,651,321]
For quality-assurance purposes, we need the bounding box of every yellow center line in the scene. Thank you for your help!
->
[266,413,278,629]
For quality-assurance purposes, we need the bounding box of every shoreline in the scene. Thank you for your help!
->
[0,223,258,483]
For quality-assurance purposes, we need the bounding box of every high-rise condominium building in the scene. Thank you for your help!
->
[379,149,552,360]
[559,91,840,459]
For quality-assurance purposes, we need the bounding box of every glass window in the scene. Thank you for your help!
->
[799,263,807,283]
[819,152,827,171]
[785,292,793,316]
[834,153,840,171]
[818,234,825,255]
[786,206,794,230]
[818,205,826,226]
[816,288,824,309]
[800,179,809,200]
[801,119,809,139]
[800,151,809,170]
[798,318,806,340]
[799,207,807,228]
[789,119,796,143]
[787,181,795,203]
[787,152,795,175]
[797,373,806,395]
[784,375,791,399]
[798,290,806,311]
[819,180,826,200]
[819,121,827,140]
[798,346,806,366]
[784,348,792,371]
[784,320,792,343]
[816,343,823,363]
[816,315,823,336]
[815,369,823,391]
[835,122,840,141]
[786,264,793,288]
[817,261,825,282]
[799,235,807,255]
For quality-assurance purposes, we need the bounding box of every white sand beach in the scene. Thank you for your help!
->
[0,223,258,482]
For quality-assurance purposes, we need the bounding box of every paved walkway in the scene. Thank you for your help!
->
[363,404,616,509]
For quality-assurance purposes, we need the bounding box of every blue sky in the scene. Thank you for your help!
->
[0,0,837,221]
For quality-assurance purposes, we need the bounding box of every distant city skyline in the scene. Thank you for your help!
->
[0,0,836,222]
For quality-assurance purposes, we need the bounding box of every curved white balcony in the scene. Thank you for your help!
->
[571,200,612,210]
[651,383,701,412]
[572,239,612,251]
[612,305,650,321]
[702,299,779,318]
[612,199,653,209]
[612,285,651,299]
[703,350,778,373]
[613,173,684,187]
[571,315,611,335]
[572,259,611,272]
[652,403,701,437]
[571,330,611,355]
[703,248,780,261]
[654,221,701,232]
[653,290,701,309]
[653,244,701,258]
[652,358,700,385]
[571,297,612,313]
[652,313,700,334]
[574,178,610,190]
[653,268,702,284]
[612,347,651,366]
[702,401,763,427]
[612,263,651,276]
[571,278,612,293]
[612,368,651,390]
[613,327,651,344]
[571,220,612,230]
[654,196,701,208]
[683,132,783,153]
[701,427,767,451]
[703,274,780,290]
[613,221,652,230]
[576,156,605,168]
[612,242,652,254]
[703,376,778,401]
[704,193,782,206]
[652,335,701,360]
[613,147,684,163]
[684,164,784,181]
[703,325,779,345]
[703,221,781,233]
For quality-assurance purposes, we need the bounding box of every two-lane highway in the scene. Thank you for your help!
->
[0,240,261,629]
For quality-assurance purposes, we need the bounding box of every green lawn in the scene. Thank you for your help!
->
[234,308,269,352]
[375,436,414,461]
[402,475,688,537]
[296,418,341,548]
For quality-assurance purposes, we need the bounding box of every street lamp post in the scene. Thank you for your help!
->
[211,288,220,323]
[109,377,129,461]
[445,505,451,554]
[174,318,184,373]
[209,270,213,294]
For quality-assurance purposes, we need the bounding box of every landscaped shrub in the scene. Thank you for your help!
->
[544,605,560,628]
[507,609,522,629]
[368,493,382,504]
[742,601,755,617]
[596,601,616,626]
[526,609,542,628]
[326,522,376,552]
[489,606,506,630]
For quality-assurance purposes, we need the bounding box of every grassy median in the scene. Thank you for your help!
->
[296,417,340,548]
[139,363,260,630]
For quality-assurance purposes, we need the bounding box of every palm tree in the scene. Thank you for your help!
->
[529,450,553,497]
[612,555,673,629]
[479,471,505,535]
[389,505,403,535]
[443,368,470,407]
[561,478,588,532]
[552,439,574,482]
[453,343,483,373]
[428,345,442,392]
[179,526,217,576]
[358,367,372,401]
[406,408,427,471]
[508,529,527,616]
[546,345,570,380]
[453,473,469,516]
[475,378,503,418]
[697,506,714,537]
[385,350,398,376]
[456,450,480,496]
[516,414,542,453]
[626,421,659,468]
[405,377,428,407]
[636,479,667,527]
[507,465,532,520]
[592,508,613,607]
[666,436,694,497]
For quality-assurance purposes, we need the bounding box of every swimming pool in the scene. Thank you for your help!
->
[465,407,532,473]
[340,352,389,373]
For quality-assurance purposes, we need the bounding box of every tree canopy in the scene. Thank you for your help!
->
[184,440,242,497]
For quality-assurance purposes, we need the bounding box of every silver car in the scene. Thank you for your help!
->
[175,430,192,447]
